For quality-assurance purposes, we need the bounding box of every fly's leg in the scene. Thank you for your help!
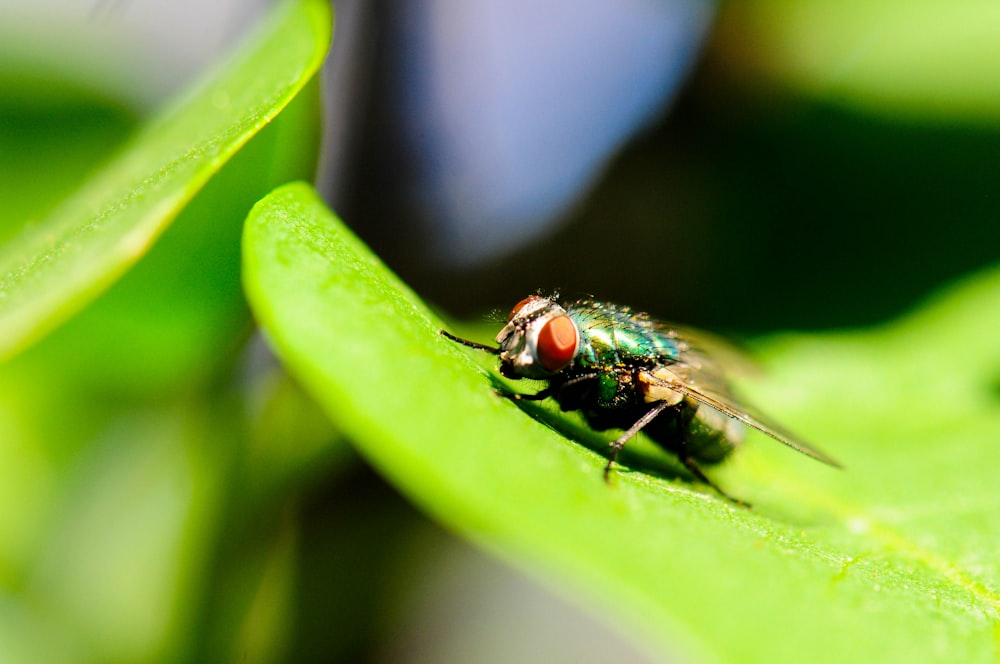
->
[677,448,751,508]
[604,401,751,507]
[603,401,672,481]
[497,385,555,401]
[498,372,599,402]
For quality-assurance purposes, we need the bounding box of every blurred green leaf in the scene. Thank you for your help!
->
[0,313,348,664]
[0,370,350,664]
[26,405,230,662]
[0,95,134,241]
[0,75,326,640]
[244,182,1000,663]
[726,0,1000,121]
[21,79,323,399]
[0,1,338,660]
[0,0,331,361]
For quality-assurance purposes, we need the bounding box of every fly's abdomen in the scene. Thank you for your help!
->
[639,397,743,465]
[684,403,743,464]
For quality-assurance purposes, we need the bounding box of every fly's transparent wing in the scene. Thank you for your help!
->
[640,366,841,468]
[649,320,763,381]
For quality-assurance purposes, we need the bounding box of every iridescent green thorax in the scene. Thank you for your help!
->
[565,300,683,370]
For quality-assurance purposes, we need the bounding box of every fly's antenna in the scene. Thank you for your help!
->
[440,330,500,354]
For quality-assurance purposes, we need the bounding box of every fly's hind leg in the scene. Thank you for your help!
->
[658,404,750,507]
[608,400,751,507]
[678,450,750,508]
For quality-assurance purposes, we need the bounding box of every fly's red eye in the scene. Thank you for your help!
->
[536,315,577,371]
[508,296,541,321]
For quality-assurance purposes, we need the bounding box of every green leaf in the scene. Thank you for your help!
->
[0,95,135,242]
[0,321,348,662]
[243,182,1000,663]
[726,0,1000,121]
[0,83,322,404]
[0,0,331,361]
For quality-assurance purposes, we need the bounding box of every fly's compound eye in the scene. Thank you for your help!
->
[508,296,541,321]
[536,315,577,372]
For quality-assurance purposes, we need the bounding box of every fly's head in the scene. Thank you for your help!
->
[496,295,580,380]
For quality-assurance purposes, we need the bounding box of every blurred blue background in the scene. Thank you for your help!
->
[328,0,1000,332]
[378,0,715,266]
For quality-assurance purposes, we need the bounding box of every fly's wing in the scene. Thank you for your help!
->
[640,348,842,468]
[649,320,763,381]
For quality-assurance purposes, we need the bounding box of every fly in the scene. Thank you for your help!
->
[442,294,840,505]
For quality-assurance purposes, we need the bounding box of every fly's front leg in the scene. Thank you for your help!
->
[498,372,599,403]
[496,385,555,401]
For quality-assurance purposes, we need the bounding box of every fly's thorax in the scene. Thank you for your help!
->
[566,300,684,368]
[496,295,580,379]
